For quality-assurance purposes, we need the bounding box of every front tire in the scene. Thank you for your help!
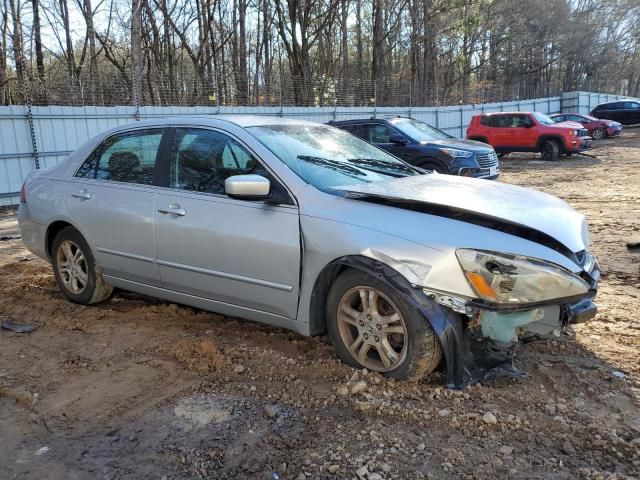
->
[51,227,113,305]
[417,160,447,174]
[540,140,560,161]
[326,270,442,381]
[591,128,606,140]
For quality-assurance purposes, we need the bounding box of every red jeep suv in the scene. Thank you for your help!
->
[466,112,592,161]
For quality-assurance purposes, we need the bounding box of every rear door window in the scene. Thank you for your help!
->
[487,115,510,127]
[75,129,163,185]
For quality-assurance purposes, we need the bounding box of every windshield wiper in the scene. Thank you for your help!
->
[297,155,367,179]
[346,158,417,177]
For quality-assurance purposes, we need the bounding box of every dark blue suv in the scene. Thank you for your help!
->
[329,117,500,179]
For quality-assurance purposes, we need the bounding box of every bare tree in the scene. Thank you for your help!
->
[131,0,143,105]
[0,0,7,103]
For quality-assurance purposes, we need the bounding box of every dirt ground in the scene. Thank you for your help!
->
[1,131,639,480]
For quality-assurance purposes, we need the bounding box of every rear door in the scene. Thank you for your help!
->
[153,127,301,319]
[67,128,165,286]
[486,114,513,148]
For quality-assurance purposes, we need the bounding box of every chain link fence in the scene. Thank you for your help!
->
[1,68,566,108]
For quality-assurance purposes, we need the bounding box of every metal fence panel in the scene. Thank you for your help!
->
[560,91,638,114]
[0,91,628,205]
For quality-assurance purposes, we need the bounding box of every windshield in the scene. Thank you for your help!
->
[532,112,556,126]
[247,124,420,191]
[391,118,452,141]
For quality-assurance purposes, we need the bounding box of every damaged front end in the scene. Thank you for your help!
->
[423,249,600,387]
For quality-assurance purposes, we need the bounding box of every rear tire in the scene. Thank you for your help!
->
[591,128,606,140]
[51,227,113,305]
[540,140,560,161]
[326,269,442,381]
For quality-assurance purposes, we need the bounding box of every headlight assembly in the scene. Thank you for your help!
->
[441,148,473,158]
[456,249,589,305]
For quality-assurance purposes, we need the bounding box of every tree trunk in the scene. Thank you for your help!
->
[0,0,7,104]
[59,0,76,85]
[262,0,272,103]
[83,0,101,104]
[355,0,364,104]
[339,0,348,104]
[8,0,24,91]
[31,0,45,87]
[131,0,143,106]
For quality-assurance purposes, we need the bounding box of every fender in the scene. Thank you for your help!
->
[311,255,518,388]
[537,135,566,151]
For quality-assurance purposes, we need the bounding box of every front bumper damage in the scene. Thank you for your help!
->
[334,253,599,389]
[428,257,600,388]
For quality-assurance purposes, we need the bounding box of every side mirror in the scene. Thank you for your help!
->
[389,134,409,144]
[225,174,271,201]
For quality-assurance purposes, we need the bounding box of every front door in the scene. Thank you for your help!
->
[153,127,301,319]
[66,128,164,286]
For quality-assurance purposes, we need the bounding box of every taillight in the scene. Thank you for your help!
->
[19,181,27,203]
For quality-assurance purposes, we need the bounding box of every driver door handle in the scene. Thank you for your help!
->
[158,205,186,216]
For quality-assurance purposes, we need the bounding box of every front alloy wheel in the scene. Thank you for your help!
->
[337,286,408,372]
[591,128,606,140]
[541,140,559,161]
[327,270,442,381]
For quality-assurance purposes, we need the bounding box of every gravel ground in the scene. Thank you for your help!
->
[1,130,639,480]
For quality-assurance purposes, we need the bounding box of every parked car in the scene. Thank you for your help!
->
[550,113,622,140]
[329,117,499,179]
[466,111,592,161]
[590,100,640,125]
[18,116,599,387]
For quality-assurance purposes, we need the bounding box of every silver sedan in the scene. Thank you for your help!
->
[18,116,599,387]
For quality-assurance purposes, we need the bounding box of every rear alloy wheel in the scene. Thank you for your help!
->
[591,128,606,140]
[327,270,442,381]
[540,140,560,161]
[52,227,113,305]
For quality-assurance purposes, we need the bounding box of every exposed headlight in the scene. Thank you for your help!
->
[441,148,473,158]
[456,249,589,305]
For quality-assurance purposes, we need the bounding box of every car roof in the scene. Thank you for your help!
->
[106,115,323,132]
[480,111,533,116]
[594,99,636,107]
[329,118,394,125]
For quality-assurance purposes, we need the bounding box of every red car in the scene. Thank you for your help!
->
[466,111,592,161]
[550,113,623,140]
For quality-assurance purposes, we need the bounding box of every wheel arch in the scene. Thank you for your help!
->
[468,136,489,144]
[308,254,467,387]
[414,155,448,172]
[537,135,566,152]
[45,219,96,261]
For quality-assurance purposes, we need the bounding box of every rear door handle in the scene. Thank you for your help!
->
[158,205,186,216]
[72,190,91,200]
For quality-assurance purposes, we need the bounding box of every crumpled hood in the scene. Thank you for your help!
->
[336,174,588,254]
